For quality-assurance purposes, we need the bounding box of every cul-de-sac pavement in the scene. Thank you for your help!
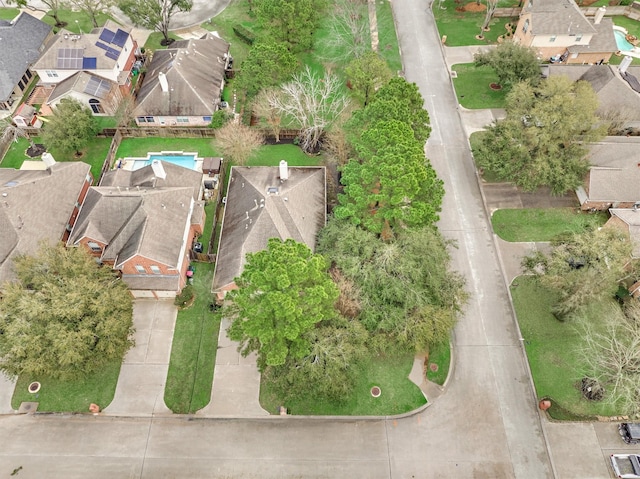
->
[0,1,632,478]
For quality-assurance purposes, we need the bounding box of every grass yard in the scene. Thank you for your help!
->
[511,275,620,419]
[260,354,426,416]
[40,8,115,33]
[11,360,122,412]
[203,0,255,66]
[143,31,181,51]
[452,63,507,109]
[376,0,402,73]
[492,208,609,242]
[0,7,19,20]
[426,341,451,386]
[164,261,220,414]
[434,0,518,47]
[247,144,322,166]
[115,138,221,159]
[94,116,118,130]
[1,136,111,182]
[613,15,640,41]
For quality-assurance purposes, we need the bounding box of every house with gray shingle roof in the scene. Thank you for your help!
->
[133,33,230,127]
[513,0,616,64]
[212,164,326,298]
[68,161,205,297]
[0,12,52,111]
[0,160,92,285]
[577,136,640,211]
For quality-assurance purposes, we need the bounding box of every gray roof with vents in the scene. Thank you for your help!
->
[584,137,640,203]
[523,0,596,36]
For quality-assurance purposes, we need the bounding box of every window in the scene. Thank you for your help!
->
[21,74,29,84]
[150,265,161,274]
[45,70,58,78]
[17,80,24,91]
[137,116,155,123]
[176,117,189,123]
[89,99,104,114]
[523,19,529,34]
[87,242,102,253]
[135,265,146,273]
[25,70,32,79]
[203,116,212,122]
[576,34,583,42]
[549,36,556,43]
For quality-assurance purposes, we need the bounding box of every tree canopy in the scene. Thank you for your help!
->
[472,76,605,194]
[42,99,98,156]
[118,0,192,45]
[236,41,299,98]
[335,119,444,234]
[226,238,339,368]
[345,50,392,106]
[474,41,541,90]
[0,243,134,380]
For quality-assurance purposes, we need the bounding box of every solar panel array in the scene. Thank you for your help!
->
[57,48,84,69]
[95,27,128,61]
[112,29,128,47]
[84,75,111,99]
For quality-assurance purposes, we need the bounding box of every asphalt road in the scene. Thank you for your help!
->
[0,2,561,478]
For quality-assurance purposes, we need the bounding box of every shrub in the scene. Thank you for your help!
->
[174,285,195,308]
[233,25,255,45]
[208,110,230,129]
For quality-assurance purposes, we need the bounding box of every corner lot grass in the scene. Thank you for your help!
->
[40,8,114,33]
[11,360,122,412]
[1,136,111,182]
[0,7,19,20]
[492,208,608,242]
[260,354,426,416]
[376,0,402,73]
[452,63,507,109]
[426,341,450,386]
[164,262,219,414]
[511,276,619,419]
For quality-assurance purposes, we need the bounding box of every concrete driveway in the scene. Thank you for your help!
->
[103,300,176,417]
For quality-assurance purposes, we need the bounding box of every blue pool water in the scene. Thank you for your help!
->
[131,155,197,171]
[614,30,634,52]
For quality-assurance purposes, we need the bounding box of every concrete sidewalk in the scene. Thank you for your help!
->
[198,317,269,417]
[0,375,16,414]
[103,300,176,417]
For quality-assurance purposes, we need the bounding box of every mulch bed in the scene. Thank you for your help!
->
[490,83,503,90]
[463,2,486,12]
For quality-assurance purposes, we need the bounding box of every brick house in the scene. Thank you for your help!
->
[67,161,204,298]
[0,157,92,285]
[513,0,617,64]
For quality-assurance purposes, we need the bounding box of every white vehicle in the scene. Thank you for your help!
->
[611,454,640,478]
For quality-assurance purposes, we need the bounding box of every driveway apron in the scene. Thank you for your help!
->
[103,300,176,416]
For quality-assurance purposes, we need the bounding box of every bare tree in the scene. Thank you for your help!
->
[480,0,498,35]
[317,0,370,64]
[64,0,115,28]
[598,106,637,135]
[252,88,284,143]
[214,120,264,165]
[0,118,36,149]
[271,66,351,154]
[576,302,640,416]
[113,91,136,128]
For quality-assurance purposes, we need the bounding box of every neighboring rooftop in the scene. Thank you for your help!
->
[583,137,640,203]
[212,166,326,292]
[48,71,117,104]
[523,0,596,36]
[608,208,640,258]
[0,161,91,285]
[0,12,52,102]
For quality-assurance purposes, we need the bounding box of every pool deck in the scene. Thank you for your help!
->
[118,151,203,172]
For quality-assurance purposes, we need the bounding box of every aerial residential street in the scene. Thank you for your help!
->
[0,1,622,478]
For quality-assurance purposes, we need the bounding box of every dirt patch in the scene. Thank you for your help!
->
[463,2,486,12]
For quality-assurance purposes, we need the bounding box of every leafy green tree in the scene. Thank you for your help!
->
[318,220,466,352]
[118,0,193,46]
[473,76,605,194]
[226,238,339,368]
[42,99,98,156]
[236,41,299,97]
[0,243,134,380]
[345,50,392,106]
[474,41,541,89]
[524,226,635,320]
[349,77,431,143]
[253,0,326,52]
[336,120,444,234]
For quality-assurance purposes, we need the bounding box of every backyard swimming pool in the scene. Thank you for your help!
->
[615,29,634,52]
[119,152,201,172]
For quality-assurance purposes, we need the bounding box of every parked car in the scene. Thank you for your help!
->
[611,454,640,478]
[620,423,640,445]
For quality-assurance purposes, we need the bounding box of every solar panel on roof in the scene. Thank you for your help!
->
[99,28,115,43]
[57,48,84,69]
[105,49,119,60]
[95,41,110,51]
[82,57,97,69]
[112,29,128,47]
[84,75,111,99]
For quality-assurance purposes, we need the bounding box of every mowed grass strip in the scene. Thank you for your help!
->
[491,208,608,242]
[451,63,507,109]
[260,354,426,416]
[511,276,620,419]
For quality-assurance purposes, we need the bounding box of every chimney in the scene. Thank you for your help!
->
[158,71,169,93]
[42,152,56,169]
[594,6,606,25]
[619,55,633,75]
[151,160,167,180]
[279,160,289,181]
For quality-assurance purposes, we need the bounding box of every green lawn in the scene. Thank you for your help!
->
[115,138,221,159]
[512,276,620,419]
[203,0,254,66]
[143,31,181,51]
[376,0,402,73]
[452,63,507,109]
[11,360,122,412]
[260,354,426,415]
[94,116,118,130]
[492,208,609,242]
[426,341,450,386]
[1,136,111,182]
[164,262,220,414]
[199,202,217,253]
[40,8,115,33]
[0,7,19,20]
[434,0,518,47]
[247,144,322,166]
[613,15,640,40]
